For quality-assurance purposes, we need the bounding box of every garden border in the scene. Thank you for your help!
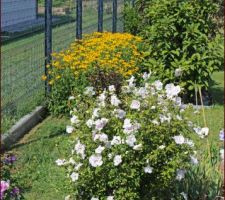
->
[1,106,47,150]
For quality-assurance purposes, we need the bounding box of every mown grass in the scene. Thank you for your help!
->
[5,71,223,199]
[8,117,74,199]
[184,71,224,149]
[184,105,223,151]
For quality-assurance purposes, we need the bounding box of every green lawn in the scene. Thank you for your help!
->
[6,71,223,199]
[1,2,124,133]
[9,117,74,199]
[183,71,224,154]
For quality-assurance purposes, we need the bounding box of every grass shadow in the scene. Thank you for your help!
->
[209,79,224,105]
[210,87,224,105]
[9,127,67,151]
[209,71,224,105]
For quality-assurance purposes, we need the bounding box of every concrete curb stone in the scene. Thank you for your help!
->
[1,106,47,150]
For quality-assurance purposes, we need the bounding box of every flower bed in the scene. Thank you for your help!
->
[43,32,144,114]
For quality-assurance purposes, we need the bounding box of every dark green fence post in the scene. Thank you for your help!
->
[98,0,103,32]
[45,0,52,95]
[112,0,117,33]
[36,0,38,19]
[76,0,82,39]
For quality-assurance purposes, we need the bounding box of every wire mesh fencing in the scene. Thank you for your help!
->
[1,0,46,132]
[1,0,126,133]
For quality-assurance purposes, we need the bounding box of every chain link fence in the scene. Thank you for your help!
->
[1,0,125,133]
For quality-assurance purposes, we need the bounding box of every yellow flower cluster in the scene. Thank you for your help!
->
[46,32,143,84]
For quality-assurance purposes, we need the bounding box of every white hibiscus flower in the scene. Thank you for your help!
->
[133,144,142,150]
[92,108,100,118]
[127,76,136,87]
[165,83,181,99]
[55,159,66,166]
[193,127,209,138]
[126,134,136,147]
[180,192,188,200]
[190,155,198,165]
[114,109,126,119]
[65,195,71,200]
[74,140,85,159]
[109,85,116,93]
[95,145,105,154]
[111,95,121,106]
[107,196,114,200]
[89,154,103,167]
[176,169,186,181]
[95,118,108,131]
[94,133,109,143]
[66,125,74,134]
[84,86,95,96]
[153,80,163,90]
[91,197,99,200]
[173,135,185,145]
[175,68,182,77]
[158,145,165,149]
[111,136,122,146]
[142,72,151,81]
[86,119,94,128]
[70,172,79,182]
[113,155,122,166]
[130,100,141,110]
[71,115,79,124]
[144,165,153,174]
[74,163,83,171]
[68,96,75,100]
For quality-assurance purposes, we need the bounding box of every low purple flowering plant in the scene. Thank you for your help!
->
[1,154,23,200]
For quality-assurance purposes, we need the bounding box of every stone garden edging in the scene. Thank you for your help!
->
[1,106,47,150]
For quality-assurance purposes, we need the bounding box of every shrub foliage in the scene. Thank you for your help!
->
[124,0,224,100]
[57,74,200,199]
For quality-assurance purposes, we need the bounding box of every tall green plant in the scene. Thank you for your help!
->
[124,0,224,101]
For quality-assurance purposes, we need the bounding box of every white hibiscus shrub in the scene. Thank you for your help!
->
[58,74,199,199]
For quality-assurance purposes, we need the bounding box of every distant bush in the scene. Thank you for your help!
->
[124,0,224,101]
[123,3,140,35]
[38,0,72,7]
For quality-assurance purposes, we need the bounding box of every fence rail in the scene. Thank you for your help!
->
[1,0,126,133]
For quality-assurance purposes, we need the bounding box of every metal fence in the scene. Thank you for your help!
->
[1,0,126,133]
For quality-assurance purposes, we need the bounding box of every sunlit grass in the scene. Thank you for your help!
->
[9,117,74,199]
